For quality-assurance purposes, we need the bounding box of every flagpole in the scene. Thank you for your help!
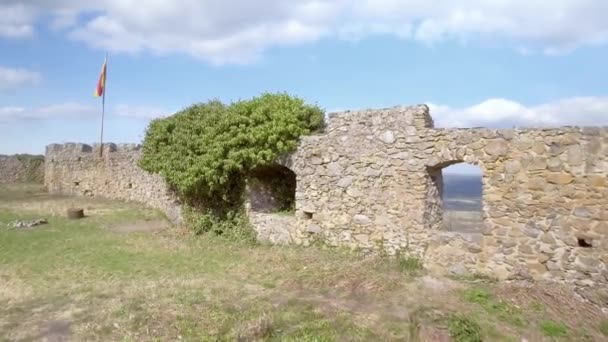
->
[99,53,107,158]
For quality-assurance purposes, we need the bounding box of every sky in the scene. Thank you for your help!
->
[1,1,608,174]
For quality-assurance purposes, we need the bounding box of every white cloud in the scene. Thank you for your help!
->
[3,0,608,63]
[114,104,169,119]
[428,96,608,128]
[0,3,37,38]
[0,102,96,121]
[0,66,41,91]
[0,102,167,121]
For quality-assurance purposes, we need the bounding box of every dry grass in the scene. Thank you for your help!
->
[1,183,606,341]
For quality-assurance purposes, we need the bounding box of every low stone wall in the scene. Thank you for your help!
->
[44,143,183,224]
[0,154,44,183]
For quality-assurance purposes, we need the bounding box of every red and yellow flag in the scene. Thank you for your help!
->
[94,57,107,97]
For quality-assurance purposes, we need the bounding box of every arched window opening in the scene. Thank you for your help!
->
[427,162,484,234]
[246,164,296,214]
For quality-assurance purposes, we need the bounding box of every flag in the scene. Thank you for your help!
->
[94,57,107,97]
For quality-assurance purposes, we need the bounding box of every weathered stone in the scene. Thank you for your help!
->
[574,256,601,273]
[310,156,323,165]
[538,254,550,264]
[485,139,508,156]
[573,207,592,218]
[547,158,562,171]
[448,263,470,276]
[382,131,395,144]
[593,222,608,235]
[567,145,584,165]
[540,233,556,245]
[365,168,381,177]
[467,244,482,254]
[588,175,606,187]
[546,260,561,271]
[354,234,370,244]
[353,214,371,225]
[307,224,322,234]
[546,173,574,185]
[337,176,354,188]
[518,244,534,255]
[529,157,548,170]
[532,142,546,154]
[549,143,566,156]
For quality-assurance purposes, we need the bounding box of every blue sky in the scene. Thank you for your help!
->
[1,1,608,174]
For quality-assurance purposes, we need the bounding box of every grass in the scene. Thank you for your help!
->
[540,320,568,338]
[448,314,482,342]
[601,320,608,336]
[463,287,527,328]
[1,183,606,341]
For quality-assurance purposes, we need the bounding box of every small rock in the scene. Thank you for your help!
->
[467,244,482,254]
[337,176,353,188]
[573,207,592,218]
[546,173,574,185]
[484,139,508,156]
[306,224,322,234]
[381,131,395,144]
[353,214,371,225]
[448,263,469,276]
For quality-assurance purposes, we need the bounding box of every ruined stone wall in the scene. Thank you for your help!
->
[44,105,607,287]
[287,105,607,286]
[45,143,182,223]
[287,105,435,253]
[0,155,44,183]
[423,127,607,286]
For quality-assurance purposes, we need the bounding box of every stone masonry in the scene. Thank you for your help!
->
[45,105,608,288]
[0,155,44,183]
[45,143,182,224]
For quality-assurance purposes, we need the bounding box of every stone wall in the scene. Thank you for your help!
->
[0,155,44,183]
[285,105,607,287]
[44,143,182,223]
[44,105,608,288]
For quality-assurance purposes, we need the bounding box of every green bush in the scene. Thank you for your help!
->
[140,92,324,238]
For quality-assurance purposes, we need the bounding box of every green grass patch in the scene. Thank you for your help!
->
[448,314,482,342]
[396,255,424,275]
[601,321,608,336]
[540,320,568,338]
[463,288,526,327]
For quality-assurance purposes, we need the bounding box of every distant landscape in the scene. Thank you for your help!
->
[442,173,483,233]
[443,173,483,212]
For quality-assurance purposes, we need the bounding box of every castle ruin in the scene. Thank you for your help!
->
[44,105,608,287]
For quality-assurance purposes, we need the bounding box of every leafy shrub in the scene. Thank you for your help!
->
[140,93,324,238]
